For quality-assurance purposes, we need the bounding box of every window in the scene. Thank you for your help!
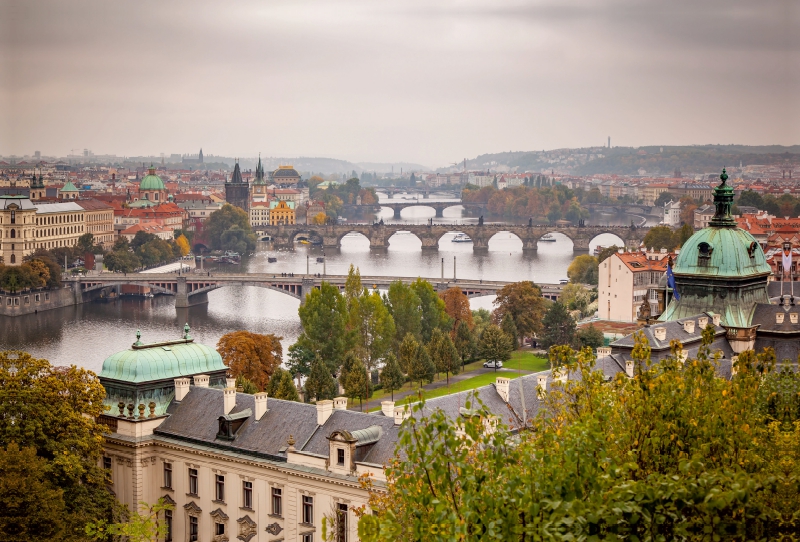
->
[272,487,282,516]
[303,534,314,542]
[103,456,112,473]
[242,481,253,509]
[164,510,173,541]
[188,468,198,495]
[189,516,198,542]
[215,474,225,502]
[163,463,172,489]
[302,495,314,525]
[337,448,345,466]
[215,522,225,536]
[336,503,348,542]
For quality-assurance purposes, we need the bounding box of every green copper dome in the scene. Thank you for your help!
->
[139,165,166,191]
[673,227,771,278]
[61,180,79,192]
[99,329,226,384]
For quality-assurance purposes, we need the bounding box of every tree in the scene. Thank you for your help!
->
[560,283,594,317]
[737,189,765,209]
[567,254,599,285]
[654,191,677,207]
[265,368,300,401]
[471,308,491,338]
[0,443,67,542]
[312,212,327,225]
[216,331,283,391]
[501,313,518,347]
[454,320,476,365]
[0,351,117,540]
[380,354,405,401]
[439,287,474,332]
[235,375,259,394]
[204,204,256,251]
[340,352,369,410]
[676,222,694,247]
[679,196,698,225]
[220,225,253,255]
[643,225,679,251]
[130,230,157,250]
[85,498,174,542]
[385,281,422,345]
[351,289,396,379]
[479,324,514,367]
[286,342,315,386]
[297,282,350,374]
[429,329,460,386]
[175,234,191,256]
[576,324,605,350]
[104,250,141,273]
[407,342,435,388]
[540,302,576,350]
[596,245,621,263]
[410,278,451,342]
[305,356,337,402]
[363,337,792,541]
[344,264,364,315]
[76,233,95,254]
[492,281,548,343]
[398,333,420,374]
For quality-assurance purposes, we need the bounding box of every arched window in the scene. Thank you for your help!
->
[10,254,15,264]
[10,229,15,238]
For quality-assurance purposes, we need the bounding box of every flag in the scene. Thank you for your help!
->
[667,261,680,300]
[782,246,792,278]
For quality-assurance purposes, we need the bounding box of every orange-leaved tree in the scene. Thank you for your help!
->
[217,331,283,391]
[439,287,473,333]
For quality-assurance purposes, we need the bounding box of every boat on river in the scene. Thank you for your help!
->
[451,233,472,243]
[540,233,557,242]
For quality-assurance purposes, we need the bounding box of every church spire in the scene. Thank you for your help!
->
[709,168,736,228]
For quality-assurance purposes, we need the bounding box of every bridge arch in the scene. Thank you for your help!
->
[286,228,324,245]
[386,230,422,250]
[486,231,525,251]
[336,230,372,249]
[587,231,628,252]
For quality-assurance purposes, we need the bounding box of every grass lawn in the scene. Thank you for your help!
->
[393,370,525,406]
[507,350,550,372]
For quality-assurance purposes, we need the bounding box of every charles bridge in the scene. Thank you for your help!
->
[64,273,568,308]
[261,222,647,252]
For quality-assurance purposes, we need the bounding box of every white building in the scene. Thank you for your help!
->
[598,249,675,322]
[663,200,681,226]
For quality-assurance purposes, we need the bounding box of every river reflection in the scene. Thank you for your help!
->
[0,202,655,370]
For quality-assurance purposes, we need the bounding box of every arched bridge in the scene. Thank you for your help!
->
[66,273,568,308]
[262,223,647,252]
[378,201,487,218]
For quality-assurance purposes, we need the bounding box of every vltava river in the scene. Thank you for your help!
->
[0,201,652,371]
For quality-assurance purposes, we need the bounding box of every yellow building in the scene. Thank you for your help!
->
[34,202,86,251]
[76,199,116,249]
[269,200,295,225]
[0,196,37,265]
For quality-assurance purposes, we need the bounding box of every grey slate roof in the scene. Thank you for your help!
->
[302,409,401,465]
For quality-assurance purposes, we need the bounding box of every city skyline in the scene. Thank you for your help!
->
[1,0,798,166]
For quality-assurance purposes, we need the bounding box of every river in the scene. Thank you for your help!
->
[0,195,658,372]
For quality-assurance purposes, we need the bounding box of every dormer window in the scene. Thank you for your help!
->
[337,448,345,466]
[216,409,251,440]
[697,242,713,266]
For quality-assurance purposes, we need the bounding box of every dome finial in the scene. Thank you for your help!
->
[720,167,728,184]
[709,168,735,227]
[183,323,192,340]
[133,329,143,347]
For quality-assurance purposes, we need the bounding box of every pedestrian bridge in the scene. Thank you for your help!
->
[261,222,646,252]
[66,273,567,308]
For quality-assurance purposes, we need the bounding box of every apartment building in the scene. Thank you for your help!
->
[663,200,681,226]
[76,199,115,248]
[34,201,86,251]
[599,249,674,322]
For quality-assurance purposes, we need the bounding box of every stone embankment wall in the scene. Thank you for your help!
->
[0,285,81,317]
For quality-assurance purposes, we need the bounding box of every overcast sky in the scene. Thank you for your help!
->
[1,0,797,167]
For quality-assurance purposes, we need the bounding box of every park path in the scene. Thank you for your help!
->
[349,366,532,413]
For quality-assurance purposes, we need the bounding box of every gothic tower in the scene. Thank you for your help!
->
[225,160,250,213]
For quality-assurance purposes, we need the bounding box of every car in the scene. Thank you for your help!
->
[483,360,503,369]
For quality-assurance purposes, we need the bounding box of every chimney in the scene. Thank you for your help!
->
[174,378,190,401]
[393,405,409,426]
[495,377,510,402]
[697,316,708,328]
[193,374,209,388]
[776,313,784,324]
[333,397,348,411]
[596,346,611,360]
[683,320,695,334]
[711,314,720,326]
[223,387,236,415]
[537,374,547,396]
[626,360,635,378]
[316,399,333,425]
[381,401,395,417]
[226,377,236,389]
[254,392,268,420]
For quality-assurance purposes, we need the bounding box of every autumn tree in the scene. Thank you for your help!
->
[175,234,191,256]
[596,245,621,263]
[492,281,548,343]
[398,333,420,374]
[567,254,599,285]
[265,368,300,401]
[501,313,519,348]
[297,282,350,374]
[479,324,514,366]
[217,331,283,391]
[0,351,117,541]
[380,353,405,401]
[312,212,327,225]
[439,286,474,332]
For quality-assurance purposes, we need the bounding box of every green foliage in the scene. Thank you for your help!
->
[385,281,423,345]
[407,341,435,388]
[410,278,451,342]
[86,498,174,542]
[677,222,695,246]
[350,289,396,375]
[204,204,257,251]
[454,320,476,364]
[500,313,518,348]
[297,282,350,374]
[643,224,685,251]
[567,254,599,285]
[478,324,514,364]
[286,342,315,380]
[462,183,588,222]
[103,249,141,273]
[576,324,605,350]
[492,281,548,342]
[340,352,369,410]
[541,301,577,350]
[428,328,461,385]
[379,354,405,401]
[365,342,799,540]
[654,191,677,207]
[235,375,259,394]
[265,368,300,402]
[596,245,621,263]
[0,256,61,292]
[397,333,420,374]
[305,357,337,402]
[471,308,491,338]
[0,351,117,541]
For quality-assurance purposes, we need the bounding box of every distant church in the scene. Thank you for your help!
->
[182,148,204,166]
[225,160,250,213]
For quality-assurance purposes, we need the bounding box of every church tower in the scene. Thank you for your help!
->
[199,148,203,163]
[225,160,250,213]
[251,154,267,201]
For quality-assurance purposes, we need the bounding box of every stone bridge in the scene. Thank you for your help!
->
[376,188,460,199]
[66,273,567,308]
[262,223,646,252]
[377,201,488,218]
